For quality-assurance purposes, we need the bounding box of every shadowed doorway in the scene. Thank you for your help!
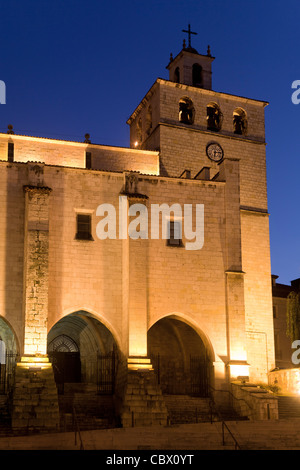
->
[47,312,118,394]
[148,317,213,397]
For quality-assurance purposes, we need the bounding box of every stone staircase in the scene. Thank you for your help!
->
[278,395,300,419]
[58,383,118,431]
[164,395,214,424]
[0,395,13,436]
[120,370,168,427]
[164,394,247,424]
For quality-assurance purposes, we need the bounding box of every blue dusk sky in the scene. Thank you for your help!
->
[0,0,299,285]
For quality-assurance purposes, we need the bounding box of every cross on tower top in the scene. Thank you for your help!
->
[182,24,197,48]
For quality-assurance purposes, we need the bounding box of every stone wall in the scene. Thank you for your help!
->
[231,382,278,420]
[269,368,300,395]
[0,154,272,387]
[12,358,60,432]
[0,134,159,175]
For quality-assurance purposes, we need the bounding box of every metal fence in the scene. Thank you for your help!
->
[0,352,17,395]
[151,353,211,397]
[97,351,117,395]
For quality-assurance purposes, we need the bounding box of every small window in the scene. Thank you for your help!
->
[7,142,14,162]
[167,220,183,247]
[207,103,222,132]
[192,63,203,87]
[76,214,93,240]
[174,67,180,83]
[273,305,278,319]
[179,97,195,125]
[85,151,92,169]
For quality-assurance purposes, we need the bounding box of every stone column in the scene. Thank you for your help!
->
[11,181,59,432]
[117,173,168,427]
[23,185,52,356]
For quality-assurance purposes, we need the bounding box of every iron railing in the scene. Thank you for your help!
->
[73,406,84,450]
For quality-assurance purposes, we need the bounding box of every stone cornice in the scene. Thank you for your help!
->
[23,185,52,194]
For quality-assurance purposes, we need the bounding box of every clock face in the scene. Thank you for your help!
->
[206,143,224,162]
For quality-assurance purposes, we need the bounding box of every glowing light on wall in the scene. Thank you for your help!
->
[18,355,52,370]
[128,357,153,371]
[227,361,250,380]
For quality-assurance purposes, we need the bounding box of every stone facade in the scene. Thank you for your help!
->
[231,382,278,421]
[0,41,275,429]
[272,276,300,370]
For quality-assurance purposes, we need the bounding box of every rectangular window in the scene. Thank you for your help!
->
[85,151,92,169]
[273,305,278,319]
[7,142,14,162]
[167,220,183,247]
[76,214,93,240]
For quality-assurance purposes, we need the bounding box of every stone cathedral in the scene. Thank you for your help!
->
[0,31,276,432]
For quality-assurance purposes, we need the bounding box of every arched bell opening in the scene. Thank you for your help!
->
[148,317,213,397]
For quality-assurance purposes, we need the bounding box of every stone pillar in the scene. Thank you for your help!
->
[118,173,168,427]
[23,185,51,356]
[12,357,60,433]
[120,174,152,370]
[219,158,249,380]
[11,178,60,432]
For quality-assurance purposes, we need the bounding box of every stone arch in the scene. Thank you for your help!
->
[0,316,19,357]
[148,313,215,362]
[233,107,247,135]
[49,307,122,353]
[207,102,223,132]
[179,96,195,125]
[47,310,119,387]
[148,314,214,396]
[0,317,19,394]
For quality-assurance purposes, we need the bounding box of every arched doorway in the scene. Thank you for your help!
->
[48,335,81,386]
[148,317,213,397]
[47,311,119,395]
[0,317,18,395]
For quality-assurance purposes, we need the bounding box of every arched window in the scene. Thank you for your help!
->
[207,103,222,132]
[192,63,203,87]
[233,108,247,135]
[179,97,195,125]
[48,335,79,353]
[174,67,180,83]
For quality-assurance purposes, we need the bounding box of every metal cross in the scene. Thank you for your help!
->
[182,24,197,48]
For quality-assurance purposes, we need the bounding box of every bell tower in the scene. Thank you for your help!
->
[167,24,214,90]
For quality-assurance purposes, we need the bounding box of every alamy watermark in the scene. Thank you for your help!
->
[291,80,300,104]
[291,340,300,364]
[95,196,204,251]
[0,81,5,104]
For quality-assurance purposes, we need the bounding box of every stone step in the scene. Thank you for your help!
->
[163,394,246,424]
[278,396,300,418]
[58,386,117,431]
[163,395,214,424]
